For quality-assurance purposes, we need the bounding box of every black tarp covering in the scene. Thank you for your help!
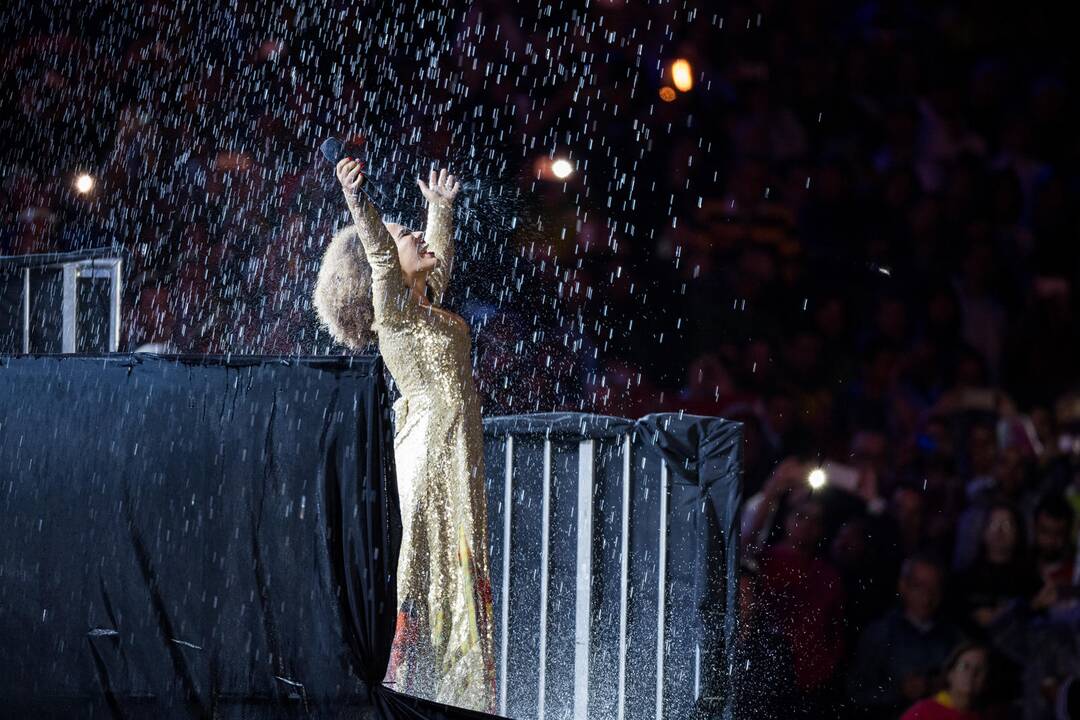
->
[0,353,502,720]
[481,412,742,720]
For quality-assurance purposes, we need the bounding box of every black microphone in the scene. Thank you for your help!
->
[319,137,360,165]
[319,137,384,211]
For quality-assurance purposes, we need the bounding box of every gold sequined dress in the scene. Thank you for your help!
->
[317,193,496,712]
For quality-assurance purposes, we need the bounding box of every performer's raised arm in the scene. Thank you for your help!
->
[338,159,404,289]
[418,168,460,307]
[312,158,409,348]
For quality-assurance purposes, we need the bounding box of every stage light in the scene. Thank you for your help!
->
[551,158,574,179]
[659,86,676,102]
[671,59,694,92]
[807,467,826,489]
[74,174,95,194]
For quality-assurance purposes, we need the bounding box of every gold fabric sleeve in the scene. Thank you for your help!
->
[423,200,454,307]
[344,194,411,329]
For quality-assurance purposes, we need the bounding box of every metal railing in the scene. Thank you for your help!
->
[482,413,742,720]
[0,248,122,353]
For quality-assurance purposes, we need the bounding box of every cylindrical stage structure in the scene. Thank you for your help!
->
[0,354,740,719]
[482,414,741,720]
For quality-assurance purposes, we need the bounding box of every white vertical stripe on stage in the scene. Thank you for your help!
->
[616,433,631,720]
[21,268,29,353]
[61,264,76,353]
[110,259,123,351]
[537,437,553,719]
[655,460,669,720]
[498,434,514,717]
[694,642,701,701]
[573,438,595,720]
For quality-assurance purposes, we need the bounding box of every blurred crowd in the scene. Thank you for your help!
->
[2,1,1079,718]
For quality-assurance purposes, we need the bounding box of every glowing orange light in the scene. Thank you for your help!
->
[671,59,693,92]
[659,86,677,102]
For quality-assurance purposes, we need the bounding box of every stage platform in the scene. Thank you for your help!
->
[0,354,741,719]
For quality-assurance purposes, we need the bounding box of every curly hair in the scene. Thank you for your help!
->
[313,224,376,351]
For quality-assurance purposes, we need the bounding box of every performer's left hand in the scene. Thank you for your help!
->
[418,167,460,205]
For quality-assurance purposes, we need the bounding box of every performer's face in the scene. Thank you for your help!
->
[385,222,437,276]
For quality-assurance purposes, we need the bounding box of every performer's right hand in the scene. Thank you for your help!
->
[336,157,365,202]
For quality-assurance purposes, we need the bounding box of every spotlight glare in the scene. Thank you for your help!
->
[75,174,95,194]
[551,158,574,179]
[807,468,827,489]
[671,59,694,92]
[659,86,677,102]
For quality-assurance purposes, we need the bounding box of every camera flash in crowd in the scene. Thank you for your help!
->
[671,59,694,92]
[551,158,574,179]
[74,174,95,194]
[807,467,827,489]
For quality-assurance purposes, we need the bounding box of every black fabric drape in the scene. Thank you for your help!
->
[0,357,740,719]
[0,353,502,719]
[635,413,742,720]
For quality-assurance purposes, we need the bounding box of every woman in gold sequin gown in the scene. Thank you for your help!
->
[312,160,496,712]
